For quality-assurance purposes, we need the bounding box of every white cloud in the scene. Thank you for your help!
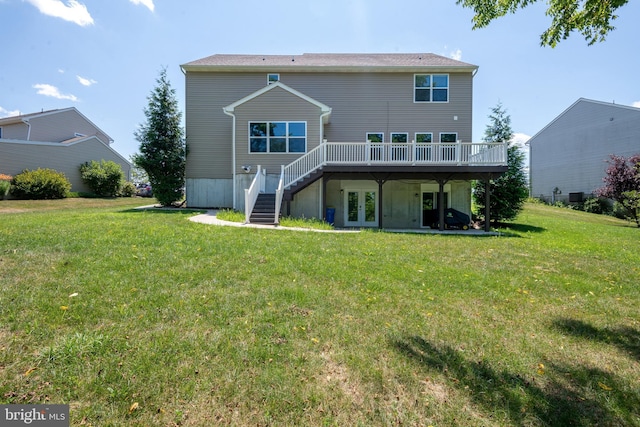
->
[33,84,79,102]
[129,0,154,12]
[511,132,531,148]
[77,75,97,86]
[25,0,94,27]
[632,101,640,108]
[449,49,463,61]
[0,106,21,118]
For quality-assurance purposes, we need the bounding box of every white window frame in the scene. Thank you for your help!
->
[439,132,458,143]
[415,132,433,143]
[390,132,409,143]
[248,121,307,154]
[414,74,449,103]
[267,73,280,85]
[365,132,384,143]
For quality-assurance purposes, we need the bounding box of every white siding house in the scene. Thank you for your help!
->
[529,99,640,202]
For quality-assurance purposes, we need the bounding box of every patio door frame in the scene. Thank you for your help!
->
[344,186,378,227]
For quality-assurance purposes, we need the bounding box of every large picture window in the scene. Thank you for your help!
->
[249,121,306,153]
[414,74,449,103]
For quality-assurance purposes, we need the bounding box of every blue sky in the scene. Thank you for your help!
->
[1,0,639,161]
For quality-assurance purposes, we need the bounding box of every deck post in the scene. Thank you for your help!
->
[484,179,491,232]
[378,180,384,229]
[438,179,446,231]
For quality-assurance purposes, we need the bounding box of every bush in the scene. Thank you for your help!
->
[583,197,611,215]
[79,160,124,197]
[10,169,71,199]
[119,181,137,197]
[0,181,10,198]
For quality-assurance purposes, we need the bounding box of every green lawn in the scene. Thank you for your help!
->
[0,199,638,426]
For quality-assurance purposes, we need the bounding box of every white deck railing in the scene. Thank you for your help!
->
[282,142,507,189]
[244,165,265,223]
[274,166,285,224]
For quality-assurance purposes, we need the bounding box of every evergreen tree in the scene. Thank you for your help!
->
[473,103,528,224]
[133,68,185,206]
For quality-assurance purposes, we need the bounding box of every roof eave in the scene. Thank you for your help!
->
[181,64,478,74]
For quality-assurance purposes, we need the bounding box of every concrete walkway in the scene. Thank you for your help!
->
[188,209,498,235]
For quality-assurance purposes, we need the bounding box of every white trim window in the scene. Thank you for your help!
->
[414,74,449,103]
[267,73,280,85]
[390,132,408,143]
[366,132,384,143]
[415,132,433,143]
[249,121,306,153]
[439,132,458,142]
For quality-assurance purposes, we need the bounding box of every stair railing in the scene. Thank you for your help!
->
[274,165,285,225]
[244,165,264,224]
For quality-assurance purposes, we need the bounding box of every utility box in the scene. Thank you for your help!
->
[569,192,584,203]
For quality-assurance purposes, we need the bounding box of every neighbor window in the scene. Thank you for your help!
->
[366,132,383,143]
[439,133,458,142]
[249,121,306,153]
[414,74,449,102]
[267,74,280,85]
[0,127,2,138]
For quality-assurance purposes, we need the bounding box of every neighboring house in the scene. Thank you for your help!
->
[181,53,508,230]
[0,107,131,193]
[529,98,640,203]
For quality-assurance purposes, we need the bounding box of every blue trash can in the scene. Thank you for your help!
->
[325,207,335,225]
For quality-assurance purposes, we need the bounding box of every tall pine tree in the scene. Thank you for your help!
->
[133,68,185,206]
[473,103,528,224]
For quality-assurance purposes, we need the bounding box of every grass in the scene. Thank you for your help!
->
[0,199,638,426]
[216,209,335,230]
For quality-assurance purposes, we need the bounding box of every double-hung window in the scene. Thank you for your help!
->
[414,74,449,102]
[249,121,306,153]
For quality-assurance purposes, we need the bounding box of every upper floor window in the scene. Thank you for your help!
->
[414,74,449,103]
[267,74,280,85]
[249,121,306,153]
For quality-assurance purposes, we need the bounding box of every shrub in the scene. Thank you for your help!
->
[0,174,11,198]
[10,169,71,199]
[582,197,611,215]
[119,181,137,197]
[79,160,124,197]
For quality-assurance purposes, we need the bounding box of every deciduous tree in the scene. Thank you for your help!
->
[595,154,640,226]
[456,0,629,47]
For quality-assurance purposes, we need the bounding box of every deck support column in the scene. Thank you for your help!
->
[484,178,491,232]
[322,175,327,222]
[378,180,384,229]
[437,179,446,231]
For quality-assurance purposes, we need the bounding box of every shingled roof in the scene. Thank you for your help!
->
[182,53,477,72]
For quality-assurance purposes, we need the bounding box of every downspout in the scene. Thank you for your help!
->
[223,107,237,209]
[23,119,32,141]
[318,108,332,218]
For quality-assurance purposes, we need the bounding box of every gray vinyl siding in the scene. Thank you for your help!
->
[233,86,323,175]
[185,73,264,179]
[1,122,30,140]
[530,100,640,200]
[26,110,110,143]
[0,138,131,192]
[279,72,473,143]
[185,71,474,180]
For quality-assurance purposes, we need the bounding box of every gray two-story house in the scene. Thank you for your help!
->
[181,53,507,231]
[0,107,131,193]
